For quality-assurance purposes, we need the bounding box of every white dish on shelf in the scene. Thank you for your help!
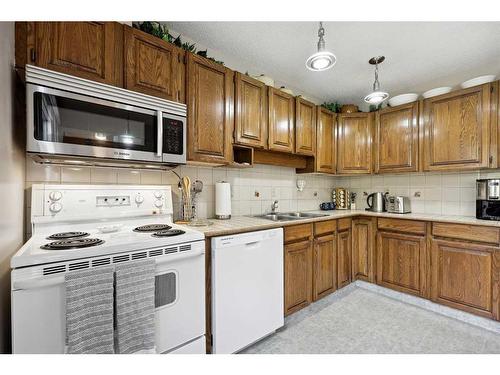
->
[253,74,274,86]
[422,87,452,99]
[388,93,419,107]
[460,75,496,89]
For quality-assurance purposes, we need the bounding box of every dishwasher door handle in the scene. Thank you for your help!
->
[244,241,262,249]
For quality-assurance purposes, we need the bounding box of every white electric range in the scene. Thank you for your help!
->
[11,184,206,354]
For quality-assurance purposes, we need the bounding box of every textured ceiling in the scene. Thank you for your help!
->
[165,21,500,105]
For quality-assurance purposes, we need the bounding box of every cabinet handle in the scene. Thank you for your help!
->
[30,48,36,62]
[489,155,494,166]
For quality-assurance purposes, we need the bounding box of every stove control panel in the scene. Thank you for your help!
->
[96,195,131,207]
[31,184,174,221]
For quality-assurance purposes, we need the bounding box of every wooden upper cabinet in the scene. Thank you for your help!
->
[295,97,316,156]
[337,112,374,174]
[422,83,493,171]
[431,239,499,320]
[31,22,123,86]
[375,102,419,173]
[234,73,268,148]
[124,26,185,102]
[315,107,337,173]
[187,53,234,164]
[268,87,295,153]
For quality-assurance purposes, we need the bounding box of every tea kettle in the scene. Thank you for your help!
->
[366,192,387,212]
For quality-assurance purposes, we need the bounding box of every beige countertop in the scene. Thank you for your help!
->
[178,210,500,238]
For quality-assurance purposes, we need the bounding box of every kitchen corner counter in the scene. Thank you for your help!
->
[179,210,500,238]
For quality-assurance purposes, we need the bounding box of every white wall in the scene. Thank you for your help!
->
[0,22,25,353]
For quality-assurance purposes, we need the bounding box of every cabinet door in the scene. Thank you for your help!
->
[268,87,295,153]
[34,22,123,86]
[337,229,352,288]
[234,73,267,148]
[284,240,313,315]
[337,113,373,174]
[422,84,492,171]
[313,234,337,301]
[187,54,234,164]
[375,102,419,173]
[352,218,375,283]
[431,239,500,320]
[295,98,316,156]
[124,26,184,102]
[315,107,337,173]
[376,231,427,296]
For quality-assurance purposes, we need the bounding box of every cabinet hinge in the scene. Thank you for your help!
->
[183,54,188,65]
[491,86,494,93]
[30,48,36,62]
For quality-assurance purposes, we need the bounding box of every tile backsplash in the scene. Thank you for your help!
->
[26,157,499,232]
[335,170,500,216]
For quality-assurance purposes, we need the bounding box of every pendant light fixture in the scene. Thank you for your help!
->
[305,22,336,71]
[364,56,389,105]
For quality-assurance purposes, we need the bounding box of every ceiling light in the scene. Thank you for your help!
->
[364,56,389,105]
[306,22,336,72]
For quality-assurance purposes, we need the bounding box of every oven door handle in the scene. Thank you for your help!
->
[157,110,163,157]
[13,249,204,290]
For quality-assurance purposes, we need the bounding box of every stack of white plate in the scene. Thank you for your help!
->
[388,93,419,106]
[422,87,452,98]
[460,75,496,89]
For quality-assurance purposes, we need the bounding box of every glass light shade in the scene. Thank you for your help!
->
[364,90,389,104]
[306,51,336,71]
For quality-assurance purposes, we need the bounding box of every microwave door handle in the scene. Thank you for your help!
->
[157,110,163,157]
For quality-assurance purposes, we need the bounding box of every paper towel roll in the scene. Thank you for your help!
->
[215,181,231,219]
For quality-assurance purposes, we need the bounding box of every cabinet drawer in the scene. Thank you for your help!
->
[284,223,313,243]
[378,218,426,235]
[432,222,500,244]
[314,220,336,237]
[337,218,352,231]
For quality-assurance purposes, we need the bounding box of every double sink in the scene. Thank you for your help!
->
[254,212,328,222]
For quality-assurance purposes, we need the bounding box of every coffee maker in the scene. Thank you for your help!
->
[476,179,500,220]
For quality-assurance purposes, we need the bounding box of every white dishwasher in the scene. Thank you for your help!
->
[211,228,284,354]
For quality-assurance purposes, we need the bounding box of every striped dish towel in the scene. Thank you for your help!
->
[65,266,115,354]
[114,259,156,354]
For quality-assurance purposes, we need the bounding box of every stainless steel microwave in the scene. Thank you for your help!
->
[25,65,186,167]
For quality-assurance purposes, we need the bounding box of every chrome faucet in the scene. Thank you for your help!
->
[271,200,279,213]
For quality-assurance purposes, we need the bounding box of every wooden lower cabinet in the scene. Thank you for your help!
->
[284,239,313,315]
[376,231,427,296]
[337,229,352,288]
[352,218,376,282]
[431,239,500,320]
[313,233,337,301]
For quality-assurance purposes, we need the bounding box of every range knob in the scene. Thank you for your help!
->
[49,202,62,213]
[135,194,144,204]
[154,200,163,208]
[49,191,62,201]
[154,191,163,199]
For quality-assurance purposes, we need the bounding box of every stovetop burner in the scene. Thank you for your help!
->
[46,231,90,240]
[41,238,105,250]
[133,224,172,232]
[152,229,186,237]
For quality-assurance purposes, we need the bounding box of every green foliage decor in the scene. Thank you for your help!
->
[321,101,341,113]
[133,22,224,65]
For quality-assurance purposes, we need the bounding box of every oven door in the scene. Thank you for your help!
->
[11,243,205,354]
[27,84,164,163]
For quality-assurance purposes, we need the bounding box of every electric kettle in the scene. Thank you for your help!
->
[366,192,387,212]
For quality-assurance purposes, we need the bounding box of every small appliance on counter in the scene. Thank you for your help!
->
[366,192,387,212]
[385,195,412,214]
[476,179,500,220]
[333,188,350,210]
[320,202,336,210]
[215,181,231,219]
